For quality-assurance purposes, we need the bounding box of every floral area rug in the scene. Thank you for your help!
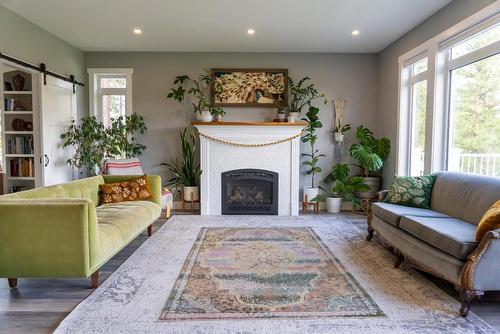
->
[161,227,383,320]
[54,215,496,334]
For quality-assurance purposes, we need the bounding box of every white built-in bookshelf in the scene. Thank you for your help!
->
[1,66,36,193]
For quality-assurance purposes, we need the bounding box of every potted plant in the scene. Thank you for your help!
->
[349,125,391,198]
[315,164,370,213]
[162,129,202,202]
[61,113,147,177]
[288,77,327,120]
[301,106,325,202]
[167,70,224,122]
[333,121,351,142]
[275,102,287,122]
[211,108,226,122]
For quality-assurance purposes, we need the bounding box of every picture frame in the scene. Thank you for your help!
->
[211,68,288,107]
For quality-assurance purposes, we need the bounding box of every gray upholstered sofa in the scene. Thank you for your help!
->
[367,171,500,317]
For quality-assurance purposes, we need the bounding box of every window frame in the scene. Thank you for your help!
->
[87,68,133,123]
[397,3,500,176]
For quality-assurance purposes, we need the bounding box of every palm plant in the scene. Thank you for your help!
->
[315,164,370,205]
[349,126,391,176]
[161,129,201,197]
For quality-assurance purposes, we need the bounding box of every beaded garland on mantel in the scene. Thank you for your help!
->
[160,227,383,320]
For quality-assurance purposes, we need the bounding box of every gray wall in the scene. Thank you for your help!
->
[0,5,86,116]
[377,0,496,187]
[85,52,379,189]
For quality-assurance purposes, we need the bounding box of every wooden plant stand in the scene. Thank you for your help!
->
[182,192,199,214]
[302,195,319,214]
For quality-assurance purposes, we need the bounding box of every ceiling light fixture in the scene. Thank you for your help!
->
[351,30,360,36]
[247,29,255,35]
[133,28,142,35]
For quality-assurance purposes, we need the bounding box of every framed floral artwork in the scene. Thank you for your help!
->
[211,68,288,107]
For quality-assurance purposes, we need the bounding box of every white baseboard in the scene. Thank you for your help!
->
[170,201,355,212]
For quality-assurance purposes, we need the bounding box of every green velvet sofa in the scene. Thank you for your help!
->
[0,175,162,288]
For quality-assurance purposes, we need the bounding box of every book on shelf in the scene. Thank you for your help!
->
[6,136,34,155]
[4,98,15,111]
[8,158,34,177]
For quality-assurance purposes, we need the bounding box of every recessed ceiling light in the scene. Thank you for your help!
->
[133,28,142,35]
[352,30,360,36]
[247,29,255,35]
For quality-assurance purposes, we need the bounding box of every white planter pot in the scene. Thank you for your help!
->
[334,132,344,142]
[276,113,286,120]
[213,114,223,122]
[303,186,320,202]
[289,112,300,122]
[325,197,342,213]
[183,186,199,202]
[197,110,212,122]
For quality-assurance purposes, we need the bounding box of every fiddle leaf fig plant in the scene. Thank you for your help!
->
[288,76,327,114]
[349,125,391,176]
[60,113,147,177]
[167,70,224,116]
[301,106,325,187]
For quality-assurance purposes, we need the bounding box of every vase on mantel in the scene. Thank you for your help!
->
[197,110,212,122]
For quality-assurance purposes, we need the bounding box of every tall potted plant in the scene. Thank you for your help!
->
[60,113,147,177]
[315,164,370,213]
[301,106,325,202]
[349,125,391,198]
[288,77,326,119]
[162,129,202,202]
[167,70,224,122]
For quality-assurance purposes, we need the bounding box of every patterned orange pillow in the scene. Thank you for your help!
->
[99,175,153,204]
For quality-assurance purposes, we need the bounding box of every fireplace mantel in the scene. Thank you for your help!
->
[193,122,306,216]
[192,121,307,126]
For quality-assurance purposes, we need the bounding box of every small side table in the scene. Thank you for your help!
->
[161,187,173,219]
[356,195,377,216]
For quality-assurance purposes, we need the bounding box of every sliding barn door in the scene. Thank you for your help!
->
[40,76,77,186]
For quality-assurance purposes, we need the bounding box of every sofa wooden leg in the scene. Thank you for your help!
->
[147,225,152,237]
[91,271,99,289]
[394,252,404,268]
[458,288,483,317]
[7,278,17,288]
[367,227,374,241]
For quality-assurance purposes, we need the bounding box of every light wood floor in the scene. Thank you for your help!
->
[1,211,498,333]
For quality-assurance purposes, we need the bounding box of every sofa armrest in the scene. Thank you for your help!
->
[0,198,99,278]
[461,228,500,291]
[102,175,162,206]
[376,190,389,202]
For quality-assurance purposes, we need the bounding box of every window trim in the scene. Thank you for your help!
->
[87,68,133,121]
[397,2,500,176]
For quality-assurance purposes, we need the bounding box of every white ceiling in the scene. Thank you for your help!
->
[0,0,452,52]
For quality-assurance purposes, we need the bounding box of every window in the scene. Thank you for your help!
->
[400,57,429,176]
[88,69,133,126]
[398,8,500,177]
[447,53,500,176]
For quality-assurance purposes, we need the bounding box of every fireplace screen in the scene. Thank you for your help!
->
[221,169,278,215]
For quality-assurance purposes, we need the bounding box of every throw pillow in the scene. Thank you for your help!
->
[475,200,500,241]
[100,175,152,204]
[384,175,436,209]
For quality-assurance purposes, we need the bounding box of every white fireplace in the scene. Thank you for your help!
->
[193,122,306,216]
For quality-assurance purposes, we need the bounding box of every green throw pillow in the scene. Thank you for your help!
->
[384,175,436,209]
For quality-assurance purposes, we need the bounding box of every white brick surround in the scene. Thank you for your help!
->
[193,123,306,216]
